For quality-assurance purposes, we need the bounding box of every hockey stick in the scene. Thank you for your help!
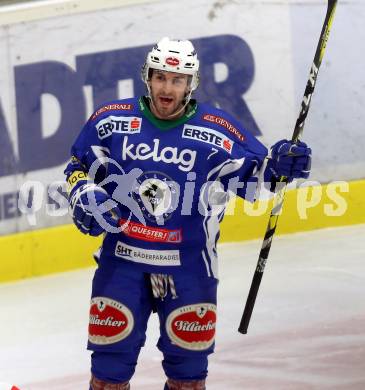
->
[238,0,338,334]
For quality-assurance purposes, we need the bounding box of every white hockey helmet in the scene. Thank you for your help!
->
[142,37,200,91]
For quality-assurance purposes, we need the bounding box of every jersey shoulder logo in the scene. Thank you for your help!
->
[96,116,142,139]
[202,114,245,142]
[182,124,234,154]
[91,103,133,121]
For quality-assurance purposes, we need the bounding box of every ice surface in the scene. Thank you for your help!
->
[0,224,364,389]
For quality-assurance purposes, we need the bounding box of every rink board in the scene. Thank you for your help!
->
[1,179,364,283]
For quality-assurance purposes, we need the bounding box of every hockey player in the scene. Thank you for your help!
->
[65,37,311,390]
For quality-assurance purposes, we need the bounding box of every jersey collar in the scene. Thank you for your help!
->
[138,96,198,131]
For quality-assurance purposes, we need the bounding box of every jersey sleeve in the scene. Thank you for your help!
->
[215,148,268,203]
[202,103,284,203]
[204,117,269,202]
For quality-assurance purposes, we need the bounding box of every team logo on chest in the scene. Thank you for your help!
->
[132,171,179,225]
[122,137,196,172]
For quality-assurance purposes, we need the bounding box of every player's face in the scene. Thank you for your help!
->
[149,70,190,120]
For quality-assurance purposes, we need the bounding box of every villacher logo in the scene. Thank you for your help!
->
[88,297,134,345]
[166,303,217,351]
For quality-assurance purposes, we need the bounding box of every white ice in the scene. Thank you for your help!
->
[0,224,364,390]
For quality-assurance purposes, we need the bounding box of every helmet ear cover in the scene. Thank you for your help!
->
[147,68,153,81]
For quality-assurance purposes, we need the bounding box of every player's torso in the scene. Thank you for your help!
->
[94,98,241,219]
[90,97,251,275]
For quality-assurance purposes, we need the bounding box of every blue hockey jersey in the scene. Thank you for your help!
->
[65,96,268,278]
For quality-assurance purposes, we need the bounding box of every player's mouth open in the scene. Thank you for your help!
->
[159,97,173,105]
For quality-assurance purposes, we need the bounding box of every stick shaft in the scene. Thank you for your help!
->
[293,0,338,142]
[238,0,338,335]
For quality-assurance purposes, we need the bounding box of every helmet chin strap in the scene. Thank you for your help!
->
[147,83,193,120]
